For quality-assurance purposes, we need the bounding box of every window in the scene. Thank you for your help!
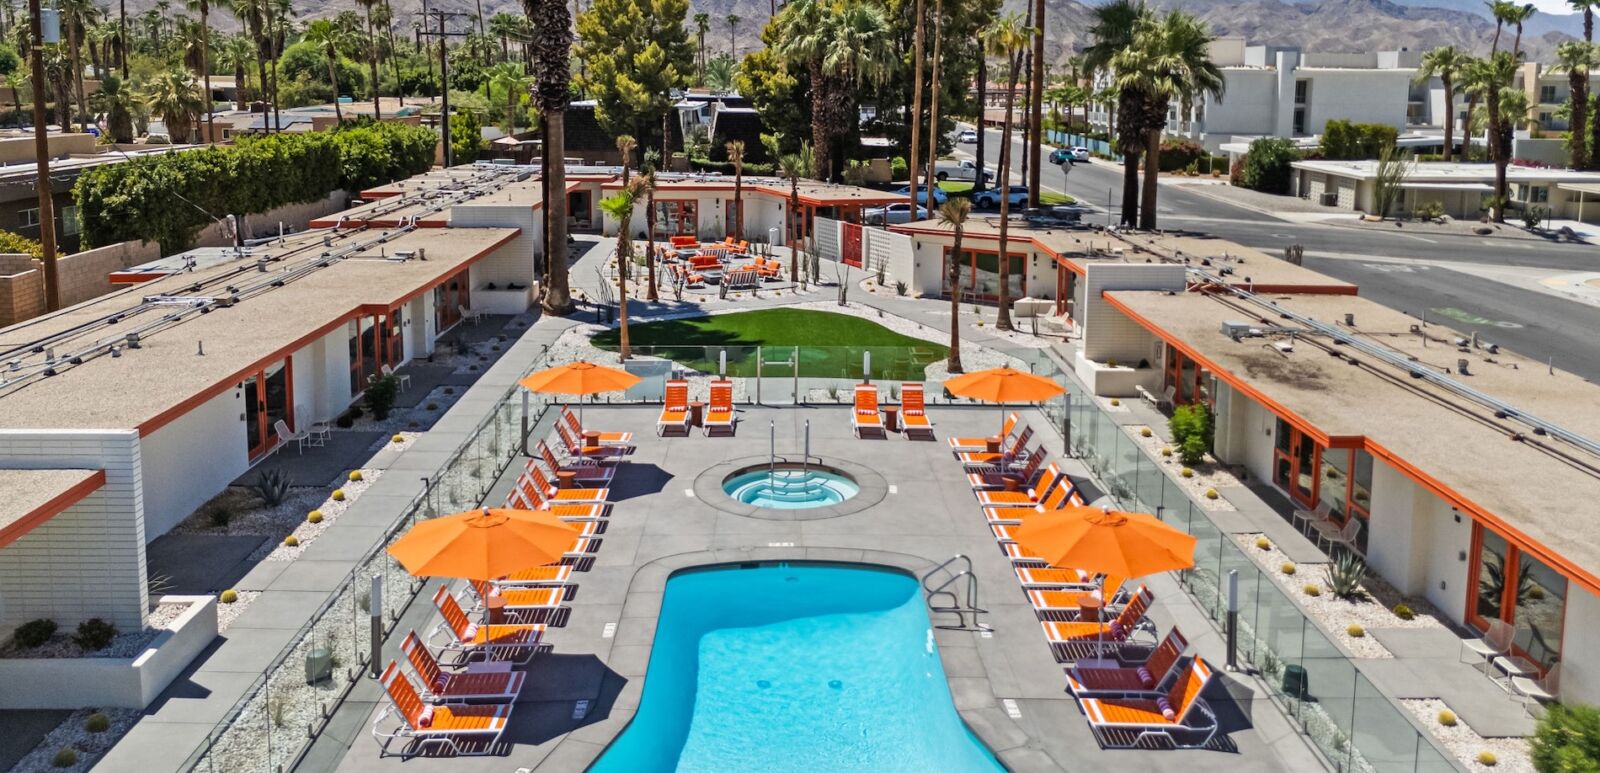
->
[1293,107,1307,136]
[18,207,39,229]
[1540,85,1558,104]
[1294,79,1309,105]
[1531,185,1549,204]
[1472,526,1568,670]
[1538,112,1553,128]
[60,204,79,236]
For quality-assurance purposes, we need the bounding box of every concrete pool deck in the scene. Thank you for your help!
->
[309,404,1324,773]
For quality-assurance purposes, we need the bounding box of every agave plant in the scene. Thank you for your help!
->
[252,468,293,507]
[1323,551,1368,601]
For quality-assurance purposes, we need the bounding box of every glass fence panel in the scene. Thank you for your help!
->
[1298,629,1360,771]
[1352,672,1428,773]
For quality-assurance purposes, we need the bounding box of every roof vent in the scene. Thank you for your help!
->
[1457,358,1470,376]
[1344,313,1354,326]
[1220,321,1258,341]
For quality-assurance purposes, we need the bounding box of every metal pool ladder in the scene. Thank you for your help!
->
[922,555,990,632]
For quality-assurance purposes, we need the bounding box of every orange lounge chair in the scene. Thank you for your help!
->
[555,422,629,463]
[670,235,698,248]
[1042,586,1155,662]
[688,254,723,272]
[948,412,1020,451]
[657,379,691,435]
[399,631,525,703]
[465,579,564,621]
[852,384,884,438]
[1002,542,1051,565]
[561,406,633,448]
[504,485,610,524]
[428,586,544,665]
[753,256,782,279]
[534,441,614,485]
[671,263,705,287]
[373,662,513,758]
[982,481,1073,525]
[1079,658,1218,750]
[1014,566,1095,588]
[523,465,609,503]
[493,565,575,599]
[968,447,1046,490]
[975,463,1063,506]
[900,382,934,439]
[704,380,735,435]
[1066,628,1188,697]
[956,426,1034,469]
[1025,577,1129,620]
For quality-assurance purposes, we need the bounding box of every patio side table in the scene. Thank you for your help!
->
[882,405,900,433]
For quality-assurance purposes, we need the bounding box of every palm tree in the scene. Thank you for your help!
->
[773,0,828,177]
[1111,10,1222,230]
[908,0,926,239]
[303,20,346,122]
[217,34,252,107]
[57,0,93,132]
[600,176,648,360]
[119,0,128,76]
[1556,42,1592,169]
[92,73,138,142]
[1480,51,1520,221]
[982,11,1029,331]
[1506,2,1537,57]
[230,0,272,126]
[922,0,945,225]
[1574,0,1599,42]
[529,0,574,314]
[142,68,204,142]
[704,55,737,93]
[355,0,382,117]
[726,14,739,58]
[816,0,895,180]
[938,197,970,374]
[778,142,813,282]
[1084,0,1150,227]
[489,63,528,134]
[694,12,709,82]
[727,139,745,239]
[1487,0,1515,52]
[182,0,214,141]
[1415,46,1468,161]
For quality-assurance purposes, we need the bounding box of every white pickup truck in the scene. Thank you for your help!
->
[923,159,995,183]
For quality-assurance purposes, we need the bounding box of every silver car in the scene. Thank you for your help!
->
[864,202,931,225]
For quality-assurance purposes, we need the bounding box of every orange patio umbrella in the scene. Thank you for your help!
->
[387,507,579,581]
[1013,504,1197,580]
[519,360,641,424]
[945,366,1066,435]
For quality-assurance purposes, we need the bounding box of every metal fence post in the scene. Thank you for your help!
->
[369,574,384,678]
[1225,569,1239,671]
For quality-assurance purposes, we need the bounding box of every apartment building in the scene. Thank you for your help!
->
[1087,38,1422,152]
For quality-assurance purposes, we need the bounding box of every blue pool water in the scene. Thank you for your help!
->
[722,468,860,509]
[590,563,1003,772]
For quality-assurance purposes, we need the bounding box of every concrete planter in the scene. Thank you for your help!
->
[1074,350,1159,397]
[472,284,532,315]
[0,595,218,709]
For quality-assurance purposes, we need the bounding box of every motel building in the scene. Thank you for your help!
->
[0,163,905,688]
[888,214,1600,705]
[600,176,908,244]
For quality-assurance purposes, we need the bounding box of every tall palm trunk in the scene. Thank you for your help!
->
[788,175,800,282]
[995,50,1021,332]
[1141,127,1159,229]
[1569,68,1588,170]
[1487,83,1505,222]
[974,56,987,192]
[366,5,381,117]
[1116,92,1141,227]
[544,109,572,312]
[907,0,925,213]
[1464,92,1478,160]
[326,46,343,121]
[200,0,212,141]
[120,0,128,77]
[1027,0,1044,207]
[808,59,829,179]
[617,230,630,359]
[1441,75,1454,162]
[69,17,88,133]
[922,0,943,213]
[384,0,403,104]
[946,219,964,373]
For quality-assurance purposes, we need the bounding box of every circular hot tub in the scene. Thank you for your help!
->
[722,465,861,510]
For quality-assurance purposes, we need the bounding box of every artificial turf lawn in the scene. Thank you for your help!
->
[591,308,948,380]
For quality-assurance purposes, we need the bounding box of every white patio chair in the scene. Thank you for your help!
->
[1461,618,1514,672]
[1312,516,1361,555]
[458,304,483,326]
[274,419,309,454]
[381,363,411,391]
[1511,662,1560,705]
[1293,501,1333,534]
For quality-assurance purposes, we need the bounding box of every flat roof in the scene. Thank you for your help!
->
[1106,290,1600,589]
[1293,159,1600,183]
[0,227,518,432]
[0,468,106,548]
[893,218,1356,293]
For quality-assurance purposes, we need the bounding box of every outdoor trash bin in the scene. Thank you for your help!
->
[306,644,334,685]
[1281,664,1309,699]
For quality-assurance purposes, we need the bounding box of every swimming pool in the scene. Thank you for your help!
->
[721,466,860,509]
[590,563,1003,772]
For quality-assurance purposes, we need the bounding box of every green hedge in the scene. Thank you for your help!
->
[1319,119,1398,160]
[74,122,437,254]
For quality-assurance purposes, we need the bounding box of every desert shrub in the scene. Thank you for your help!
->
[1477,750,1496,766]
[364,374,400,420]
[52,749,76,768]
[1157,139,1206,172]
[85,713,111,733]
[1438,710,1458,726]
[14,618,57,648]
[284,535,300,547]
[1303,584,1321,597]
[1324,552,1367,600]
[73,618,118,651]
[1320,119,1399,160]
[1393,603,1415,620]
[1346,623,1365,638]
[1240,137,1299,194]
[1413,200,1445,222]
[220,589,239,603]
[1255,536,1271,550]
[1168,403,1213,466]
[251,469,292,507]
[1281,562,1296,575]
[308,510,323,524]
[1533,703,1600,772]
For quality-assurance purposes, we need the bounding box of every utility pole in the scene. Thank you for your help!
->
[418,7,468,167]
[28,0,58,311]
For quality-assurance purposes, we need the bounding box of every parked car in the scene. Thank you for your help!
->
[972,185,1029,210]
[864,202,931,225]
[1049,147,1091,165]
[891,185,949,205]
[957,128,979,144]
[923,158,994,183]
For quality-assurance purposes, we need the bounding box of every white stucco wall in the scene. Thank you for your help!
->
[1562,587,1600,706]
[0,430,147,629]
[1201,69,1279,137]
[1080,265,1185,365]
[1304,69,1414,134]
[139,386,249,540]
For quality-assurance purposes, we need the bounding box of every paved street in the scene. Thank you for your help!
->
[956,125,1600,381]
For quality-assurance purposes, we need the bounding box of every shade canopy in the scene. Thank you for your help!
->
[518,361,641,397]
[1013,505,1197,579]
[944,367,1065,404]
[387,508,579,581]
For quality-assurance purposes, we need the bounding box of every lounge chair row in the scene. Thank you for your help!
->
[657,378,736,436]
[851,382,933,439]
[949,414,1220,750]
[373,408,639,758]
